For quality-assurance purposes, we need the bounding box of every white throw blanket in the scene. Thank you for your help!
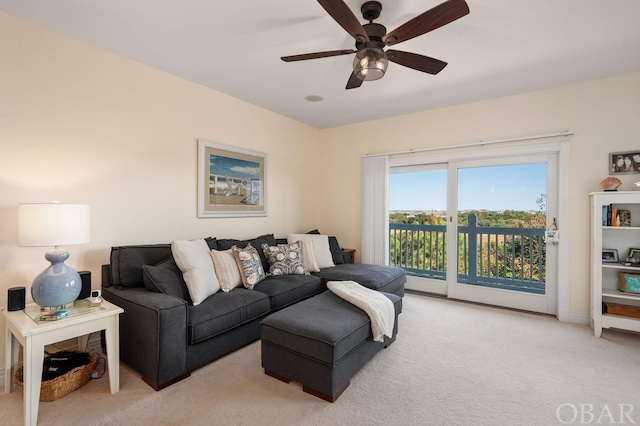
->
[327,281,395,342]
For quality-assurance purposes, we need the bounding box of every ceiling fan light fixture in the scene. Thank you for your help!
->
[353,47,388,81]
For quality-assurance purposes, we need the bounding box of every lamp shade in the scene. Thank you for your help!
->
[18,203,90,247]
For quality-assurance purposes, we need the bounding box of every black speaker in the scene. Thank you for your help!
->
[8,287,26,311]
[77,271,92,300]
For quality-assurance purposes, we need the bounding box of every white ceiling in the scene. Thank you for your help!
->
[2,0,640,129]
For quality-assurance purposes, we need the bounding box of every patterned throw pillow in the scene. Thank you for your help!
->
[261,242,307,276]
[231,243,265,289]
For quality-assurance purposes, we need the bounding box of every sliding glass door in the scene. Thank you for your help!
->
[448,156,557,314]
[389,149,559,314]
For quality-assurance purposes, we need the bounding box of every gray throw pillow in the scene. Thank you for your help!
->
[142,258,192,302]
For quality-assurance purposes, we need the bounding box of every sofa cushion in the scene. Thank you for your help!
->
[253,274,324,310]
[108,238,218,288]
[142,258,192,302]
[261,242,306,276]
[217,234,276,272]
[232,243,266,289]
[204,237,219,250]
[172,239,220,305]
[110,244,172,288]
[188,288,270,344]
[313,264,406,297]
[210,249,243,292]
[328,237,344,265]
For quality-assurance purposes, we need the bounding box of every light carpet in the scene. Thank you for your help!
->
[2,292,640,425]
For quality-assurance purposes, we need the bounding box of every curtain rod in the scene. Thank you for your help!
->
[363,131,573,158]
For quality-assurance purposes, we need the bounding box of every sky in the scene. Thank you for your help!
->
[389,163,547,212]
[209,155,260,181]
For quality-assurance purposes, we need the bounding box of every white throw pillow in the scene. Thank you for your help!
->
[210,249,242,292]
[171,239,220,305]
[299,240,320,273]
[287,233,335,269]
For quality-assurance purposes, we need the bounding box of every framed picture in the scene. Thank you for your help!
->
[609,151,640,174]
[618,210,631,227]
[629,248,640,263]
[197,139,267,218]
[602,249,619,263]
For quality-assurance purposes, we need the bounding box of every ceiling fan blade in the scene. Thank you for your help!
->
[281,49,356,62]
[317,0,370,43]
[346,72,363,89]
[383,0,469,46]
[386,50,448,75]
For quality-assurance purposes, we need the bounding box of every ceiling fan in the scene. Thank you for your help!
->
[281,0,469,89]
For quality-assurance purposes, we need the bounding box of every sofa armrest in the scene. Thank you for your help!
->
[102,286,189,390]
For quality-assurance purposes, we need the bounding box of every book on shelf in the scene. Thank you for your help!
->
[602,204,631,227]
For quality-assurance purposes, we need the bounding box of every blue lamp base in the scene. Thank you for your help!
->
[31,249,82,308]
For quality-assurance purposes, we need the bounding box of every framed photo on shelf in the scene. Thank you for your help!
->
[609,151,640,174]
[197,139,267,218]
[618,210,631,227]
[602,249,619,263]
[628,248,640,263]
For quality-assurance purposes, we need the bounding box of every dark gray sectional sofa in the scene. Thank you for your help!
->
[101,233,406,390]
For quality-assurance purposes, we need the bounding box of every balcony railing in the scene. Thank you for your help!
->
[389,214,546,294]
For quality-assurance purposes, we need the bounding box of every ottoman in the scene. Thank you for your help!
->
[260,290,402,402]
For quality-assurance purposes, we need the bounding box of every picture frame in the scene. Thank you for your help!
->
[618,210,631,227]
[609,151,640,174]
[629,248,640,263]
[602,249,619,263]
[197,139,267,218]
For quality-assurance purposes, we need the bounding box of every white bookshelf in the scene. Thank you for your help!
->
[590,191,640,337]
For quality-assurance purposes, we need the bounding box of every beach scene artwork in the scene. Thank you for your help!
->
[198,139,266,217]
[208,154,262,206]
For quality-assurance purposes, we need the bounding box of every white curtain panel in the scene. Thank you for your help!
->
[361,155,389,265]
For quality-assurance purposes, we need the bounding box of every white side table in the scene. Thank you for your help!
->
[4,299,123,426]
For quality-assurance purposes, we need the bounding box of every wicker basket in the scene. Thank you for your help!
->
[13,351,98,402]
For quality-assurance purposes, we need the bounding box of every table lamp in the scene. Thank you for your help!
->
[18,203,90,309]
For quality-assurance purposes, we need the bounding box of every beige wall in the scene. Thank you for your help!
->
[2,11,640,367]
[0,12,323,365]
[319,72,640,319]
